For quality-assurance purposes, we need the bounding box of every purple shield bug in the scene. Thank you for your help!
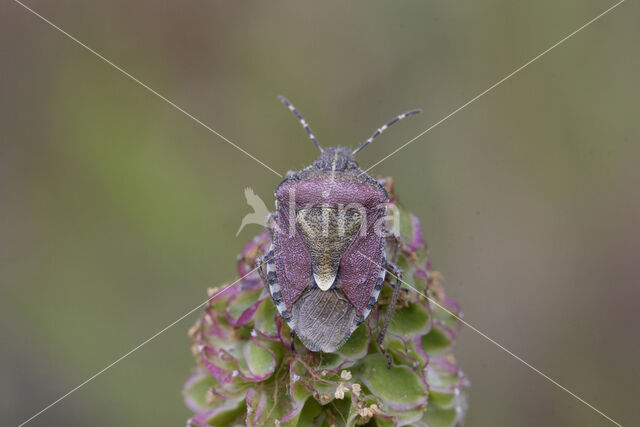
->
[257,97,421,367]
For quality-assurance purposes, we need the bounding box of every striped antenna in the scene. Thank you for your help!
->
[278,96,323,153]
[352,109,422,155]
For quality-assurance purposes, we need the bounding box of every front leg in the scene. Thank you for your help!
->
[264,211,277,240]
[256,214,277,291]
[377,260,402,368]
[256,254,269,293]
[385,228,401,264]
[290,329,296,353]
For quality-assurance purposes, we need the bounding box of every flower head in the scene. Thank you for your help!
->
[183,179,469,426]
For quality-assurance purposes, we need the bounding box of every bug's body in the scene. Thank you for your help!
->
[265,147,388,352]
[257,97,420,363]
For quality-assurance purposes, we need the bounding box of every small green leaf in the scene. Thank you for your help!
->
[383,407,427,426]
[431,307,460,330]
[291,380,312,403]
[428,389,455,407]
[337,323,370,360]
[227,288,263,321]
[183,371,217,411]
[316,352,343,370]
[423,404,457,427]
[356,355,427,409]
[203,398,246,426]
[422,328,452,353]
[254,299,278,335]
[388,302,430,336]
[295,399,323,426]
[398,205,414,245]
[427,361,460,390]
[244,340,276,378]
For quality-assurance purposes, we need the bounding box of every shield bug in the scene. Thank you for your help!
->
[257,97,420,366]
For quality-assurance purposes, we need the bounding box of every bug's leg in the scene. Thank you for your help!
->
[378,176,395,194]
[254,214,278,290]
[377,260,402,369]
[255,254,270,293]
[264,211,277,240]
[290,329,296,353]
[385,228,401,264]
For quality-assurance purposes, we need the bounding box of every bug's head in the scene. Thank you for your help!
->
[278,96,421,160]
[312,146,358,172]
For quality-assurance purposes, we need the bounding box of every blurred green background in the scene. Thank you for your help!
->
[2,1,639,426]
